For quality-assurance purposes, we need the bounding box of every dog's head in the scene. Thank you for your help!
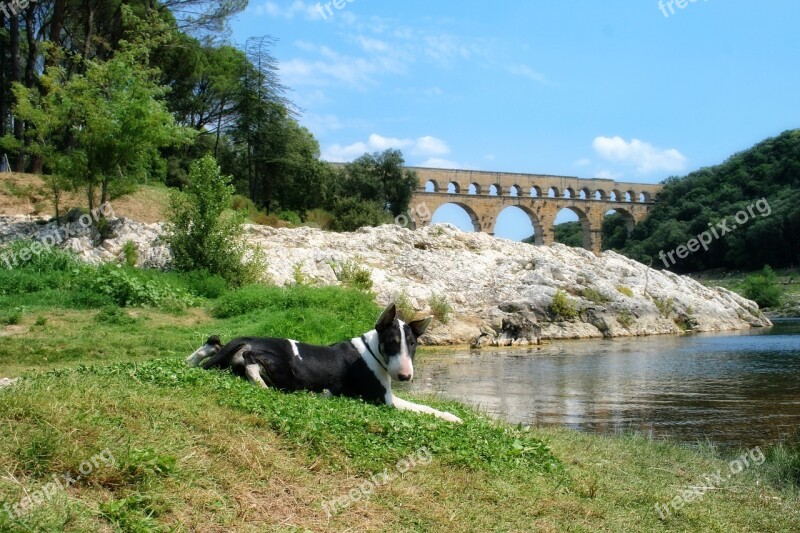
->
[186,335,223,367]
[374,303,432,382]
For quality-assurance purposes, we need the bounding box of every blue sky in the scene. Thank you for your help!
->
[231,1,800,240]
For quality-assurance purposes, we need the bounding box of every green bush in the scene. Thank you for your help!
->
[330,197,392,232]
[165,155,266,287]
[180,269,228,299]
[429,293,452,324]
[0,307,22,325]
[122,241,138,268]
[303,208,335,230]
[394,289,416,322]
[742,265,782,308]
[81,265,195,309]
[550,290,578,320]
[276,210,302,225]
[334,258,373,292]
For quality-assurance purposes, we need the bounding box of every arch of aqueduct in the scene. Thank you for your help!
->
[406,167,664,254]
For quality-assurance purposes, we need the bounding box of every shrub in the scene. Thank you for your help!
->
[292,262,313,286]
[394,289,416,322]
[616,285,634,297]
[81,265,195,309]
[181,270,228,299]
[0,307,22,325]
[95,306,138,326]
[122,241,138,268]
[334,259,373,292]
[276,210,301,226]
[550,290,578,320]
[165,155,266,287]
[617,309,634,328]
[742,265,782,308]
[304,208,335,230]
[652,296,676,318]
[429,293,452,324]
[581,287,610,304]
[330,198,392,232]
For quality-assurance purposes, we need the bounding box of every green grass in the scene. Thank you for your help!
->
[1,251,799,530]
[698,267,800,316]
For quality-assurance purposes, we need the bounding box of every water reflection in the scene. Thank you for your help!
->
[404,320,800,447]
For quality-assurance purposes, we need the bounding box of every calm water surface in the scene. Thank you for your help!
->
[404,320,800,447]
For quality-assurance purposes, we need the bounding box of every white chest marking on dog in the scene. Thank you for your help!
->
[289,339,302,360]
[353,332,391,404]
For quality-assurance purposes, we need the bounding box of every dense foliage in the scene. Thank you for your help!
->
[166,155,264,286]
[619,130,800,272]
[0,1,417,232]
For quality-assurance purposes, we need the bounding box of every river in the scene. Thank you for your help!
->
[404,319,800,448]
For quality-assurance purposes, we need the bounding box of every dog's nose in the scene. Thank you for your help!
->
[397,373,412,382]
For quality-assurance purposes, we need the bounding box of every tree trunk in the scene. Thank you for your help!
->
[24,5,41,172]
[0,12,7,138]
[10,14,24,172]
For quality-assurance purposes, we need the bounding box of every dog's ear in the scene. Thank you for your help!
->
[376,303,397,329]
[408,316,433,338]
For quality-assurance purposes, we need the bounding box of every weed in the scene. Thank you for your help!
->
[122,240,138,268]
[429,293,452,324]
[334,258,373,292]
[652,296,676,318]
[1,307,22,325]
[617,309,634,328]
[616,285,634,297]
[394,289,416,321]
[581,287,610,304]
[550,290,578,320]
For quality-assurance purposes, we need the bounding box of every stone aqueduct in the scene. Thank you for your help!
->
[405,167,664,254]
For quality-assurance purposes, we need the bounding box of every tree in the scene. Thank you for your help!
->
[8,27,191,213]
[166,155,264,286]
[337,149,419,217]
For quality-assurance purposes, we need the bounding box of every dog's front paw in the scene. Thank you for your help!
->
[437,411,463,424]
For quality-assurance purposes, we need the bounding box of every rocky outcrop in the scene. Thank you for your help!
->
[0,216,771,345]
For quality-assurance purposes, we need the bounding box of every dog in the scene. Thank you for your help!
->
[186,303,462,423]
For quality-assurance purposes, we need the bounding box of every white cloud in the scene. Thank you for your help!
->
[413,136,450,156]
[574,158,591,167]
[507,64,548,84]
[419,158,464,169]
[322,134,451,162]
[592,136,686,174]
[254,0,322,20]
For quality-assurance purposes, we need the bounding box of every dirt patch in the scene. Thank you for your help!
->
[0,173,170,223]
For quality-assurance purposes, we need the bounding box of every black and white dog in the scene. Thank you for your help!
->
[186,303,462,423]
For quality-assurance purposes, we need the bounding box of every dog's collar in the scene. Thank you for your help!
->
[360,334,388,372]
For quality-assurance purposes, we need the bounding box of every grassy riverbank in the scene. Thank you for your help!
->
[1,248,799,531]
[696,267,800,318]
